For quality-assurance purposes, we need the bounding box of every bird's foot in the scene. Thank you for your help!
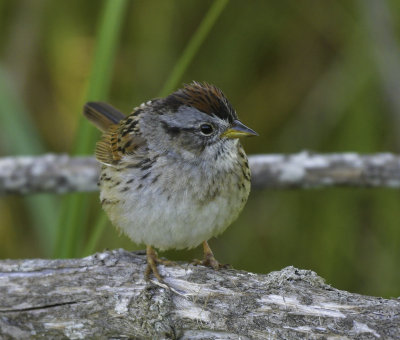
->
[192,241,231,270]
[192,256,231,270]
[145,245,176,281]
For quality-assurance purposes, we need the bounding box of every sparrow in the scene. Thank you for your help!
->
[84,82,257,280]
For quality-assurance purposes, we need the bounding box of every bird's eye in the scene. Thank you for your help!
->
[199,123,214,135]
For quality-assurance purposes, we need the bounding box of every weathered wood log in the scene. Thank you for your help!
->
[2,152,400,195]
[0,249,399,339]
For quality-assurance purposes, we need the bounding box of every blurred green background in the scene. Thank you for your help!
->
[1,0,400,298]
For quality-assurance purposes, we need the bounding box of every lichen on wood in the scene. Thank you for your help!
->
[0,249,399,339]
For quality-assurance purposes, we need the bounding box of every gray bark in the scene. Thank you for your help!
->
[2,152,400,195]
[0,249,399,339]
[0,154,99,194]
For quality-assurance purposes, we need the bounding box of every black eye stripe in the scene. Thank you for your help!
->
[162,121,216,137]
[161,122,181,136]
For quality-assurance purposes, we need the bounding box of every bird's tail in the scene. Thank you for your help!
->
[83,102,126,132]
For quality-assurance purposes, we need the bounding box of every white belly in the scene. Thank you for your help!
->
[99,154,249,250]
[102,187,244,250]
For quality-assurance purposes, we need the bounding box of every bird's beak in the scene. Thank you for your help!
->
[220,120,258,139]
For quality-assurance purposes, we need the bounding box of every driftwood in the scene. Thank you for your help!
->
[0,249,399,339]
[2,152,400,195]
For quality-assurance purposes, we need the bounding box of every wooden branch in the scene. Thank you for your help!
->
[0,154,99,195]
[249,152,400,189]
[2,152,400,195]
[0,249,399,339]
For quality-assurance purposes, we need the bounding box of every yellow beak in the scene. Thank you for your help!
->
[220,120,258,139]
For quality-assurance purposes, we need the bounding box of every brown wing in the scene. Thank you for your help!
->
[95,114,145,166]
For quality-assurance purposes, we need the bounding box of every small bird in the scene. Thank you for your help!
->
[84,82,257,280]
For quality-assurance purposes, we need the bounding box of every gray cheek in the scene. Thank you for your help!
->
[140,116,172,152]
[177,132,205,154]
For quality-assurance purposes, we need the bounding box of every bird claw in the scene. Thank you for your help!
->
[145,246,178,282]
[192,255,231,270]
[192,240,231,270]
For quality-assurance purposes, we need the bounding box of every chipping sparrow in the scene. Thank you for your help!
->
[84,82,257,280]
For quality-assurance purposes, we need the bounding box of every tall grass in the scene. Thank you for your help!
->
[159,0,229,97]
[0,67,58,256]
[54,0,129,258]
[2,0,400,297]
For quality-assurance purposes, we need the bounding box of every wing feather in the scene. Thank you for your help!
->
[95,114,145,166]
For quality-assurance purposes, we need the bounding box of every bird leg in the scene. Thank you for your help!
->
[145,245,176,281]
[145,245,162,281]
[193,241,226,270]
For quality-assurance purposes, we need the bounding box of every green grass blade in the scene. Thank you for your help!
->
[0,68,44,153]
[82,214,108,257]
[77,0,129,154]
[0,67,58,256]
[158,0,229,97]
[55,0,128,258]
[83,0,229,256]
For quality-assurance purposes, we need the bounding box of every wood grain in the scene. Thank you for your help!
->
[1,249,399,339]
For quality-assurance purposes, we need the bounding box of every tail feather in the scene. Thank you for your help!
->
[83,102,125,132]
